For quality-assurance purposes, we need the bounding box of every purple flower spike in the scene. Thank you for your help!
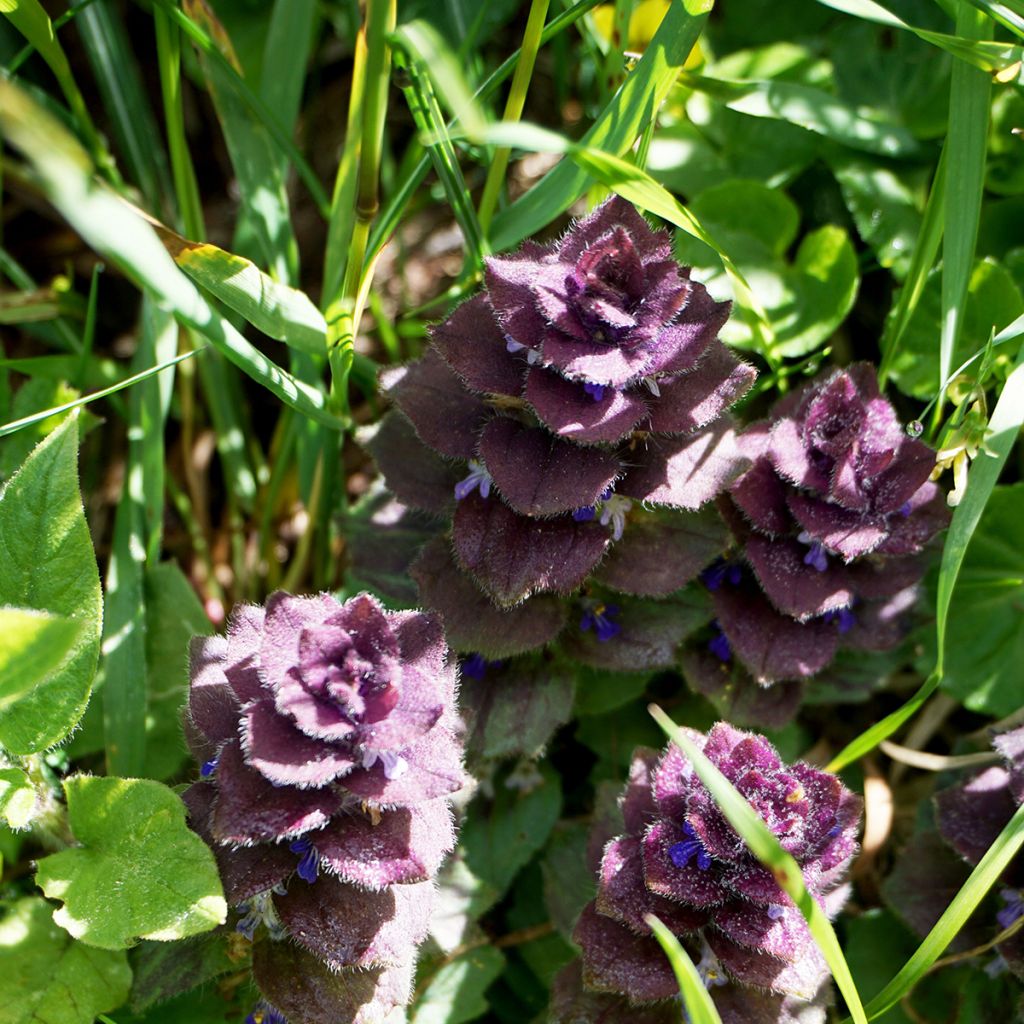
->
[364,196,756,672]
[572,725,861,1014]
[182,592,465,1024]
[716,364,949,685]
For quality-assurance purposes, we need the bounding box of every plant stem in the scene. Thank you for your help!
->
[478,0,551,234]
[327,0,396,414]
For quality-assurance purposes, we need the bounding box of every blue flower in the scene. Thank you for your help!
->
[289,837,320,883]
[700,559,742,591]
[200,757,218,778]
[454,459,492,501]
[997,888,1024,931]
[245,1001,288,1024]
[708,620,731,662]
[823,606,856,634]
[668,822,712,871]
[583,382,606,402]
[580,602,620,642]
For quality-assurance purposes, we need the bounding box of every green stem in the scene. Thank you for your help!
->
[478,0,551,234]
[327,0,396,412]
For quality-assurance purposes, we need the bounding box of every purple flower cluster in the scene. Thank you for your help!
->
[181,592,465,1024]
[362,196,754,664]
[713,365,949,684]
[934,725,1024,977]
[557,723,861,1023]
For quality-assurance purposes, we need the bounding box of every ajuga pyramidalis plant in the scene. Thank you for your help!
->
[360,196,756,752]
[697,365,949,694]
[555,722,862,1023]
[182,592,465,1024]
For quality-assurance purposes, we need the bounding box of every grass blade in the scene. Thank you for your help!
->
[646,914,723,1024]
[76,0,172,210]
[183,0,299,284]
[0,78,339,430]
[938,4,991,411]
[151,222,326,355]
[489,0,713,252]
[818,0,1021,71]
[649,704,868,1024]
[849,802,1024,1022]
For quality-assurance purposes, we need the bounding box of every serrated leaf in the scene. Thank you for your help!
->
[0,896,131,1024]
[0,608,81,712]
[0,414,102,754]
[35,775,226,950]
[0,766,35,830]
[0,378,78,482]
[411,946,506,1024]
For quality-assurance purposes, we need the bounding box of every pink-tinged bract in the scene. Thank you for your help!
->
[712,364,948,688]
[182,591,466,1024]
[568,723,861,1018]
[361,196,755,669]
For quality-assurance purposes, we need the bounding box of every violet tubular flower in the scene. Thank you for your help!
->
[555,723,862,1023]
[714,364,950,687]
[181,592,466,1024]
[359,196,755,668]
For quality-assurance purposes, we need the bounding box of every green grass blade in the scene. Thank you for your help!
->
[680,72,919,158]
[1,0,106,167]
[0,349,199,439]
[154,225,326,355]
[489,0,712,252]
[818,0,1021,71]
[967,0,1024,39]
[649,705,868,1024]
[828,325,1024,771]
[878,148,946,388]
[260,0,317,134]
[366,0,601,263]
[184,0,299,283]
[0,78,339,430]
[149,0,330,216]
[392,27,487,267]
[938,4,991,410]
[646,914,724,1024]
[76,0,172,210]
[849,802,1024,1022]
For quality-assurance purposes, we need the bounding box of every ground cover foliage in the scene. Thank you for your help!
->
[1,0,1024,1020]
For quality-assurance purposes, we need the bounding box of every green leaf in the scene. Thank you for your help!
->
[830,154,923,277]
[674,180,858,357]
[573,665,652,716]
[681,71,920,157]
[646,914,723,1024]
[649,705,868,1024]
[461,763,562,899]
[0,765,36,830]
[939,483,1024,715]
[143,562,213,781]
[0,378,79,479]
[158,229,325,355]
[411,946,506,1024]
[0,608,81,712]
[541,821,595,943]
[0,896,131,1024]
[0,414,101,754]
[842,909,919,1024]
[35,775,227,950]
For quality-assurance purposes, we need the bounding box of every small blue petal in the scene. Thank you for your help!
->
[573,506,596,522]
[583,382,606,402]
[462,653,488,680]
[200,758,218,778]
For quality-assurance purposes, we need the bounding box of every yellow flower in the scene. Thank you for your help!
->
[592,0,704,65]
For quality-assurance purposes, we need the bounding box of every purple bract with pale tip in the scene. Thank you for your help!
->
[361,196,755,662]
[715,364,949,685]
[181,591,465,1024]
[561,723,861,1021]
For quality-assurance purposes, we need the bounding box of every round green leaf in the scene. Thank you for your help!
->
[35,775,227,950]
[0,896,131,1024]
